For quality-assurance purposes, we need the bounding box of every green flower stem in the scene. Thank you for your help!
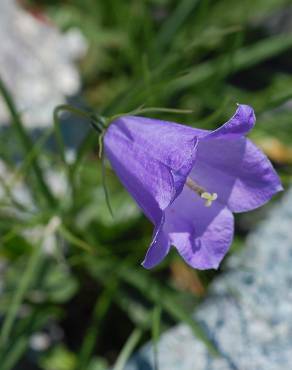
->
[53,104,104,161]
[106,106,193,125]
[53,104,106,206]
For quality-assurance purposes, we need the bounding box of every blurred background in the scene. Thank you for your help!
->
[0,0,291,369]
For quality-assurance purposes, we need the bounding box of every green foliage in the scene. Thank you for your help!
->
[1,0,292,368]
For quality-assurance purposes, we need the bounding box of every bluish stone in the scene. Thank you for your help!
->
[125,189,292,370]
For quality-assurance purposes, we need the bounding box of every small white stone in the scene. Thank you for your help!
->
[30,333,50,351]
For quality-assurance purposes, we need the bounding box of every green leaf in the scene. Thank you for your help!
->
[152,304,162,370]
[112,328,143,370]
[0,246,42,348]
[117,266,219,356]
[0,75,56,208]
[40,345,76,370]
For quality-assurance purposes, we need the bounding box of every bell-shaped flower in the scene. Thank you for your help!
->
[104,104,282,269]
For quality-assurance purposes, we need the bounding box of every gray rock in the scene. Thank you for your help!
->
[125,189,292,370]
[0,0,87,128]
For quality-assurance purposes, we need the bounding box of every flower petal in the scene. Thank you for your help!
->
[164,186,234,269]
[142,217,170,269]
[191,136,283,213]
[204,104,255,140]
[104,116,199,221]
[107,116,199,169]
[105,133,172,223]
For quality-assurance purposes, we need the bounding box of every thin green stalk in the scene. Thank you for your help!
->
[1,336,27,370]
[53,104,77,202]
[117,266,219,356]
[54,104,98,122]
[170,33,292,91]
[107,106,193,124]
[69,131,96,179]
[106,32,292,114]
[152,305,161,370]
[112,328,143,370]
[155,0,200,50]
[77,280,118,370]
[58,224,96,254]
[0,75,56,207]
[87,259,219,357]
[101,154,114,217]
[0,174,28,212]
[10,127,53,187]
[53,104,106,204]
[53,106,67,164]
[53,104,103,163]
[0,246,42,348]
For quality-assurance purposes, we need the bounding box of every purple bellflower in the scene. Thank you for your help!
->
[104,104,282,270]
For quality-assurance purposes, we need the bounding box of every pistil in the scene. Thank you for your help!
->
[186,177,217,207]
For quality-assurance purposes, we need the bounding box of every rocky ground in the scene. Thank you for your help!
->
[125,189,292,370]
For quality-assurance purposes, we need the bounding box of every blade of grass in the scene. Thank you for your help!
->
[1,336,27,370]
[171,33,292,91]
[0,128,54,214]
[0,216,62,350]
[118,266,219,356]
[152,304,161,370]
[0,246,42,348]
[101,154,114,217]
[85,257,219,357]
[10,127,53,186]
[0,75,56,208]
[53,104,99,202]
[0,305,58,369]
[58,224,97,254]
[107,32,292,114]
[155,0,199,50]
[112,327,143,370]
[0,173,28,212]
[76,280,118,370]
[69,130,96,180]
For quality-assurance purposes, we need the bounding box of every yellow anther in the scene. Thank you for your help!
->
[185,177,218,207]
[201,192,218,207]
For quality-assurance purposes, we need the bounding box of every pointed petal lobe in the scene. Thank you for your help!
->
[142,217,170,269]
[191,137,283,213]
[164,186,234,269]
[205,104,255,140]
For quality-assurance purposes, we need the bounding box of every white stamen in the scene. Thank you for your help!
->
[186,177,218,207]
[201,192,218,207]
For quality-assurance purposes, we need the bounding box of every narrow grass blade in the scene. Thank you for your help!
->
[58,224,96,254]
[53,105,67,164]
[101,154,114,218]
[112,328,143,370]
[0,75,56,207]
[10,127,53,185]
[118,267,219,356]
[1,336,27,370]
[0,246,42,348]
[152,304,161,370]
[76,280,118,370]
[171,33,292,91]
[155,0,199,50]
